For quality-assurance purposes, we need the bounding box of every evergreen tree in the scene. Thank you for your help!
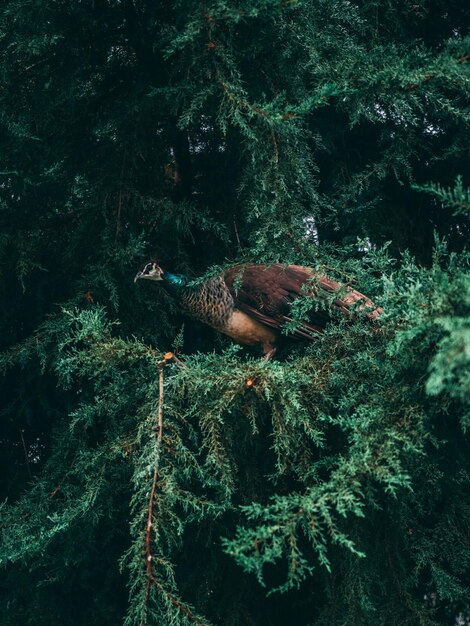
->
[0,1,469,624]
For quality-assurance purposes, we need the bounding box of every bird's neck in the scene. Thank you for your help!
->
[163,272,193,295]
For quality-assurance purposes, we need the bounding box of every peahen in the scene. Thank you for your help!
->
[134,262,382,359]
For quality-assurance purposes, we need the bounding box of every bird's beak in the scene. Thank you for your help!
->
[134,271,143,283]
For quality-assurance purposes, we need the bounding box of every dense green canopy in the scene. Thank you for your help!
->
[0,1,469,624]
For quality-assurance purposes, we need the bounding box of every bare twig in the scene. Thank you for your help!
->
[157,361,165,443]
[115,151,127,243]
[163,351,187,369]
[19,429,32,479]
[143,359,166,604]
[271,129,279,164]
[143,466,159,612]
[233,216,242,251]
[20,54,57,75]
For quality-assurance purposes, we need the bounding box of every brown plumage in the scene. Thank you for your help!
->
[134,262,383,358]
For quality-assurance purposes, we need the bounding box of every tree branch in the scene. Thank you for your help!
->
[142,355,205,626]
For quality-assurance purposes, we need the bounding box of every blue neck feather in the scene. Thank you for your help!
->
[163,272,192,294]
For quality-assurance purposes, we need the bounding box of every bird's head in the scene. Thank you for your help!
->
[134,261,165,283]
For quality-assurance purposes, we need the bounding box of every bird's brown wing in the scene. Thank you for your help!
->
[224,264,382,340]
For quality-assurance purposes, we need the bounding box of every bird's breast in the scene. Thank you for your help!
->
[221,309,278,347]
[179,277,235,328]
[178,278,277,350]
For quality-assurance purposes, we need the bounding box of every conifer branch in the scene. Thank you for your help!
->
[146,571,209,626]
[405,54,469,91]
[143,358,167,615]
[142,356,206,626]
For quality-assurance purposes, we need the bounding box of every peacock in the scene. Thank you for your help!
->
[134,262,382,359]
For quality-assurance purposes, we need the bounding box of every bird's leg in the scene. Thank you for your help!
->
[263,346,277,361]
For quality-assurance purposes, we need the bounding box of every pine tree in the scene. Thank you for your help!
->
[0,1,469,625]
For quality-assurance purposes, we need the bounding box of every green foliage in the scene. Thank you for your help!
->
[0,0,469,625]
[413,176,470,216]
